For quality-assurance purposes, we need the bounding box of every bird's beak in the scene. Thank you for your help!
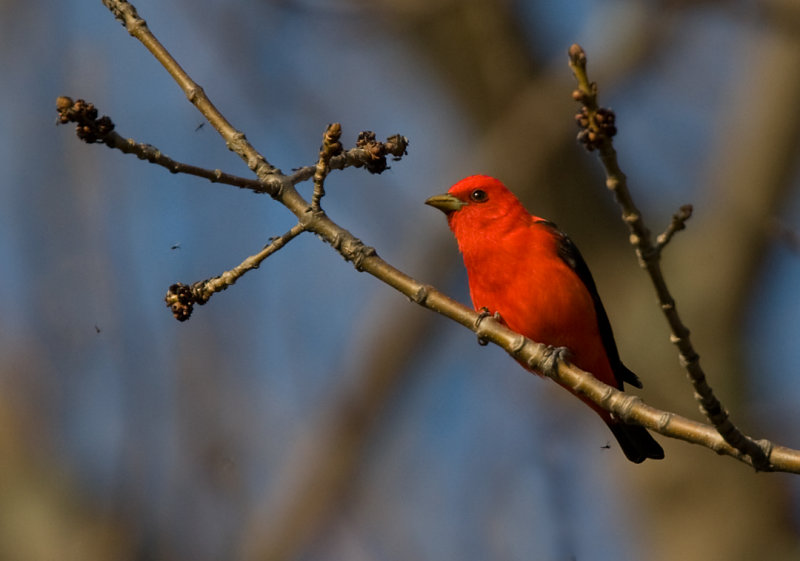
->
[425,193,466,214]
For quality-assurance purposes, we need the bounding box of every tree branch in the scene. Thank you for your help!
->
[55,96,269,193]
[165,223,307,321]
[568,43,771,470]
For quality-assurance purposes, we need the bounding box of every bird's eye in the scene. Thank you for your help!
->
[470,189,488,202]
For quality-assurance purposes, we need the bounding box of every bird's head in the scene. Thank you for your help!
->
[425,175,530,240]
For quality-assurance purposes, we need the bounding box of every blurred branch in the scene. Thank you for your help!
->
[365,0,536,129]
[568,43,770,469]
[0,390,136,561]
[770,219,800,253]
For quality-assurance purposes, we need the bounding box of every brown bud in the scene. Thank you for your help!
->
[325,122,342,140]
[568,44,586,65]
[385,134,409,160]
[56,96,73,112]
[356,130,377,148]
[165,283,194,321]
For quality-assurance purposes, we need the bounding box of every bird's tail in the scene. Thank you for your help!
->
[608,420,664,463]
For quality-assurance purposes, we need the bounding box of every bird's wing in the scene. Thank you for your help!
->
[536,219,643,389]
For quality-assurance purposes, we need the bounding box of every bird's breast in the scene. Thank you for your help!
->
[462,231,604,369]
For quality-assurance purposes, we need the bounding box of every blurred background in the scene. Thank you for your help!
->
[2,0,800,559]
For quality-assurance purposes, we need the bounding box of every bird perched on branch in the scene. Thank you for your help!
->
[426,175,663,463]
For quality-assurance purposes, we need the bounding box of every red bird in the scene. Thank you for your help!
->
[426,175,663,463]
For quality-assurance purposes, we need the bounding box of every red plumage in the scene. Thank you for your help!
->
[426,175,663,463]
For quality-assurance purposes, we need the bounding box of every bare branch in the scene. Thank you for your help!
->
[165,223,306,321]
[568,43,770,470]
[56,96,268,193]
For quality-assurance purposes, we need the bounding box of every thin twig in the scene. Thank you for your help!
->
[55,96,407,196]
[567,43,770,470]
[102,131,266,192]
[56,96,267,192]
[165,223,306,321]
[655,204,694,253]
[289,134,409,185]
[311,123,343,212]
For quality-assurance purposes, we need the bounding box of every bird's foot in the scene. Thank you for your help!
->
[540,345,572,378]
[475,307,503,346]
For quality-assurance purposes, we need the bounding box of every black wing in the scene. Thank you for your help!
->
[537,219,642,389]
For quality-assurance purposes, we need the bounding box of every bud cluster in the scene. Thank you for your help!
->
[574,106,617,151]
[165,283,195,322]
[352,131,409,174]
[55,96,115,143]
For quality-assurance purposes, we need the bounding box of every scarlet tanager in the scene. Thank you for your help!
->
[426,175,663,463]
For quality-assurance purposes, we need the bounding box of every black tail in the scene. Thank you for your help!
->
[608,422,664,463]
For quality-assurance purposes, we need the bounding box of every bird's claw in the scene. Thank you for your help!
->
[475,307,503,346]
[540,345,572,378]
